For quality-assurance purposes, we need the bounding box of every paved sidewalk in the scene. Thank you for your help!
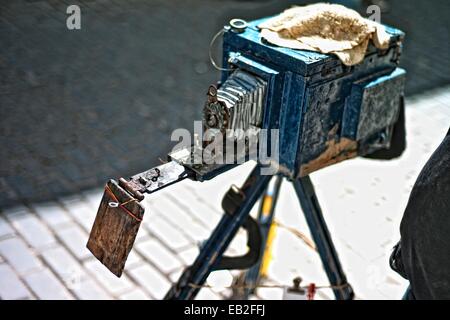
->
[0,86,449,300]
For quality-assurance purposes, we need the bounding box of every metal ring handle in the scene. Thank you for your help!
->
[209,28,234,72]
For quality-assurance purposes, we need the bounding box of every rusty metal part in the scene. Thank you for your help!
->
[128,161,191,194]
[203,85,230,135]
[118,178,144,201]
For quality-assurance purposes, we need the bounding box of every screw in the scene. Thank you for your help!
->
[293,277,303,290]
[229,18,248,33]
[139,176,148,184]
[208,85,217,97]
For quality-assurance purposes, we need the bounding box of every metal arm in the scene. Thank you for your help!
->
[293,176,354,300]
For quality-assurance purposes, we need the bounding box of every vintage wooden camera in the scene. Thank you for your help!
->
[87,15,406,300]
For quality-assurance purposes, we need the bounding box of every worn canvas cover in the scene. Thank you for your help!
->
[258,3,390,66]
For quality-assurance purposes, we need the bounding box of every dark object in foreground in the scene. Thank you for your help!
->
[391,127,450,299]
[87,15,406,300]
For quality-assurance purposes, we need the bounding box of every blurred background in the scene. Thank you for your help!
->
[0,0,449,300]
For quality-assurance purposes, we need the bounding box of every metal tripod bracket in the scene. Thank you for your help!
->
[215,184,262,271]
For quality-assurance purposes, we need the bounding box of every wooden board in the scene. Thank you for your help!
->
[87,179,144,277]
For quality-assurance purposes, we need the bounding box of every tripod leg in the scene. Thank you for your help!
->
[235,175,283,299]
[164,165,272,300]
[293,175,354,300]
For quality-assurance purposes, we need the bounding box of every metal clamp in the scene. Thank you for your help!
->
[214,215,262,271]
[216,184,262,270]
[118,177,144,201]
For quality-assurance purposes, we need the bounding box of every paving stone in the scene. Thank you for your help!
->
[81,188,104,209]
[0,216,15,238]
[59,198,96,232]
[0,263,33,299]
[169,269,183,283]
[195,288,222,300]
[40,245,87,285]
[178,246,200,266]
[84,259,135,296]
[268,229,329,287]
[135,226,149,242]
[158,193,220,230]
[71,278,113,300]
[0,237,42,274]
[374,276,408,300]
[119,288,151,300]
[9,214,56,249]
[179,186,223,218]
[23,268,74,300]
[125,250,142,269]
[206,270,234,296]
[256,288,284,300]
[144,215,192,251]
[53,223,91,260]
[128,264,171,300]
[136,239,182,274]
[163,192,221,229]
[31,202,72,227]
[152,202,211,243]
[1,205,31,219]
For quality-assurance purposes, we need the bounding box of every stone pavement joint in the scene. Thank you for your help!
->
[53,222,91,260]
[23,268,74,300]
[0,264,33,300]
[136,239,183,275]
[0,237,43,275]
[8,214,57,250]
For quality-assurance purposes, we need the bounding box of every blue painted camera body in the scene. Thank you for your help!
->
[221,17,406,178]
